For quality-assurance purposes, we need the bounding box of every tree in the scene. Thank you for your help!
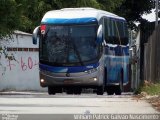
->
[0,0,21,38]
[15,0,101,33]
[115,0,155,29]
[0,0,156,36]
[97,0,124,12]
[53,0,100,9]
[16,0,52,33]
[21,0,155,31]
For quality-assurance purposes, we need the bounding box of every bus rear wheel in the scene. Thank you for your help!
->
[115,81,123,95]
[106,86,114,95]
[115,72,123,95]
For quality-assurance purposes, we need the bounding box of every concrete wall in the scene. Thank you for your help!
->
[0,31,47,91]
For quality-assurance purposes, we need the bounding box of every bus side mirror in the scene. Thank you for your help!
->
[32,26,40,45]
[96,25,103,43]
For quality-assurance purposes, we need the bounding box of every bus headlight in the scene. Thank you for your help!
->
[93,77,97,81]
[84,68,98,74]
[40,79,45,83]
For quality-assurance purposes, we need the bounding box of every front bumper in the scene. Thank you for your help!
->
[40,70,103,88]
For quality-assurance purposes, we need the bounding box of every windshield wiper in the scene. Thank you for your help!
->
[72,40,84,66]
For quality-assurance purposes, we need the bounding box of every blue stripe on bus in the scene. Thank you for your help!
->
[39,63,99,73]
[41,17,97,24]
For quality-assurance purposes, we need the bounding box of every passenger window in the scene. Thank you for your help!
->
[104,18,128,45]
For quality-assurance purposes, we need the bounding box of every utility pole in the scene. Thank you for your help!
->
[151,0,159,82]
[155,0,159,27]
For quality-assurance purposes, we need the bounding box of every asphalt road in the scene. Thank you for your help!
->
[0,91,159,120]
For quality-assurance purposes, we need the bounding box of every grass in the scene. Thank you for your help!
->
[135,82,160,112]
[141,83,160,96]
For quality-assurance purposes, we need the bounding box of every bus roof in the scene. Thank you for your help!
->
[41,8,125,24]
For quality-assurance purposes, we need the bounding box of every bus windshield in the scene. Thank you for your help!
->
[40,24,99,66]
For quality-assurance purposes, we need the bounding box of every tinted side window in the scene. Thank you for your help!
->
[123,22,129,45]
[104,18,109,42]
[104,18,128,45]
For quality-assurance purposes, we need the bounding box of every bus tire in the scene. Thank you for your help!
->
[48,87,56,95]
[96,86,104,95]
[74,88,82,95]
[115,85,122,95]
[106,86,114,95]
[66,88,73,94]
[115,72,123,95]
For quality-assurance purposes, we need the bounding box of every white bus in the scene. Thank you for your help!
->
[33,8,129,95]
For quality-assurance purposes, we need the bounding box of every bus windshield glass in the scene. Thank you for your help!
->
[40,24,99,66]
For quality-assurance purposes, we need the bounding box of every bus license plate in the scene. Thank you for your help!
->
[64,79,73,84]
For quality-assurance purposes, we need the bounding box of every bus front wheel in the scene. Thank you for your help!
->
[96,86,104,95]
[74,88,82,95]
[48,87,56,95]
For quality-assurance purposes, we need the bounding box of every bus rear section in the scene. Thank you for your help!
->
[103,17,129,95]
[104,45,129,95]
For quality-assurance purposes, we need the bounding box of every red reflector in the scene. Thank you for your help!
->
[40,25,46,31]
[40,25,46,34]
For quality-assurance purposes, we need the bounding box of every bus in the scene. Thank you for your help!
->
[32,8,129,95]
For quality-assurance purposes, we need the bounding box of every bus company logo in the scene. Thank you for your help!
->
[86,66,94,69]
[66,73,70,77]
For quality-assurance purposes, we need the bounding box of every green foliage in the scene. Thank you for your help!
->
[97,0,124,12]
[53,0,100,9]
[0,0,156,36]
[17,0,52,33]
[0,0,21,38]
[115,0,155,29]
[141,83,160,95]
